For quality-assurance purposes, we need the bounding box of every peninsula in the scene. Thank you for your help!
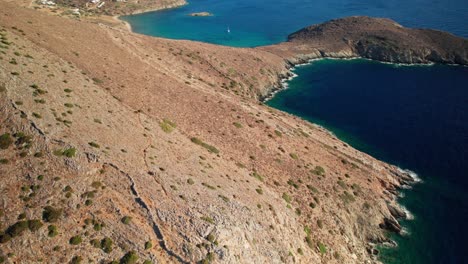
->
[0,1,466,264]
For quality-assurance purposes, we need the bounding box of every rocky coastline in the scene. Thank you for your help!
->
[0,2,465,263]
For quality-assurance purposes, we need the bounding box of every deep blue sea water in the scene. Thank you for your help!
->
[123,1,468,263]
[266,59,468,263]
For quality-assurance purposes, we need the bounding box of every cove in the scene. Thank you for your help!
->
[266,59,468,264]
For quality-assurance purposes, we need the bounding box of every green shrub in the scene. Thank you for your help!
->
[88,142,100,148]
[47,225,58,237]
[233,122,242,128]
[190,137,219,154]
[120,251,138,264]
[251,171,264,182]
[0,233,11,243]
[187,178,195,185]
[54,147,77,158]
[121,216,132,225]
[0,133,13,149]
[101,237,113,253]
[93,223,102,231]
[312,166,325,176]
[42,206,62,223]
[6,221,28,237]
[70,256,82,264]
[317,219,323,229]
[0,159,8,164]
[143,260,152,264]
[305,235,313,248]
[289,153,298,160]
[27,219,43,232]
[318,242,327,254]
[200,216,214,224]
[159,119,176,133]
[337,180,347,189]
[90,239,100,248]
[144,240,152,250]
[255,188,263,195]
[69,235,82,245]
[282,193,292,203]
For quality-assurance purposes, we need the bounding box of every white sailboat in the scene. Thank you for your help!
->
[227,26,231,33]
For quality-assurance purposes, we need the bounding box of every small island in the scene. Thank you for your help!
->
[188,12,213,17]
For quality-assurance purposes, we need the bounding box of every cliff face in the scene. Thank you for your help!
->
[263,16,468,65]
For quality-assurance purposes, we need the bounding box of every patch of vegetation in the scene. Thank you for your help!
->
[201,182,216,190]
[0,133,13,149]
[318,242,327,254]
[144,240,152,250]
[187,178,195,185]
[251,171,264,182]
[69,235,82,245]
[92,77,103,84]
[200,216,215,224]
[312,166,325,176]
[121,216,132,225]
[337,180,347,189]
[289,153,298,160]
[27,219,43,232]
[282,193,292,203]
[47,225,58,237]
[70,256,82,264]
[274,130,282,137]
[120,251,138,264]
[101,237,113,253]
[88,142,100,148]
[159,119,176,133]
[218,195,230,203]
[190,137,219,154]
[287,179,299,189]
[233,122,242,128]
[53,147,77,158]
[340,191,355,203]
[42,206,62,223]
[317,219,323,229]
[4,221,28,238]
[255,188,263,195]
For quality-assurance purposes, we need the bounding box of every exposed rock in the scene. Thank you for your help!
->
[262,16,468,65]
[380,217,402,233]
[189,12,213,17]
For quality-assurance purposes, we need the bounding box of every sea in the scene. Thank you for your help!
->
[122,1,468,263]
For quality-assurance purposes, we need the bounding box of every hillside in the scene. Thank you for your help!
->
[0,2,426,264]
[262,16,468,65]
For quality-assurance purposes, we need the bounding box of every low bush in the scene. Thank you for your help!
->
[121,216,132,225]
[0,133,13,149]
[42,206,62,223]
[190,137,219,154]
[159,119,176,133]
[69,235,82,245]
[101,237,113,253]
[120,251,138,264]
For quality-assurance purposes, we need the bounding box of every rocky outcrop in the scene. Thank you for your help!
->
[189,12,213,17]
[263,16,468,65]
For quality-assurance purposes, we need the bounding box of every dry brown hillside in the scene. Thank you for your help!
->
[1,2,416,264]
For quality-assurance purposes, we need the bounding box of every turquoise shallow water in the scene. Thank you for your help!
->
[123,1,468,263]
[122,0,468,47]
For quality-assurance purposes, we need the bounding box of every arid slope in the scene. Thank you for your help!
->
[1,2,422,264]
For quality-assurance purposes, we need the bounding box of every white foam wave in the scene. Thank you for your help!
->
[397,167,423,183]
